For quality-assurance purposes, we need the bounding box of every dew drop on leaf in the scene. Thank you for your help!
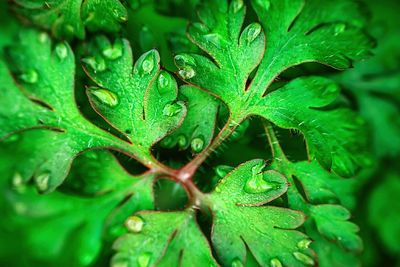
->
[141,53,155,74]
[246,23,262,44]
[178,67,196,79]
[12,172,24,188]
[163,103,182,117]
[38,32,48,43]
[157,71,171,92]
[82,57,106,72]
[90,88,119,107]
[231,0,244,13]
[297,239,312,249]
[174,54,196,67]
[137,252,152,267]
[270,258,283,267]
[244,174,275,194]
[160,136,174,148]
[177,134,187,148]
[35,172,50,192]
[20,69,38,84]
[102,43,123,60]
[293,252,315,266]
[111,258,129,267]
[231,258,244,267]
[55,43,68,60]
[244,164,278,194]
[125,215,144,233]
[191,137,205,153]
[204,33,222,47]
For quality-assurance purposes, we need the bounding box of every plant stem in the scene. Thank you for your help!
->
[177,113,243,181]
[263,120,288,163]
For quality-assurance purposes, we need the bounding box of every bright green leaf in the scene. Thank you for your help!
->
[160,85,219,153]
[112,210,218,267]
[83,36,187,152]
[13,0,127,39]
[208,159,315,266]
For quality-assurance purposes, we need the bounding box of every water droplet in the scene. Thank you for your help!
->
[231,258,244,267]
[293,252,315,266]
[256,0,270,10]
[177,134,187,148]
[246,23,262,44]
[175,54,196,68]
[103,42,123,60]
[12,172,24,187]
[163,103,182,117]
[137,252,152,267]
[297,239,312,249]
[204,33,222,47]
[191,137,204,153]
[125,216,144,233]
[39,32,48,43]
[55,43,68,60]
[157,71,171,93]
[215,165,234,178]
[334,23,346,35]
[112,258,129,267]
[178,68,196,79]
[270,258,283,267]
[251,163,265,176]
[89,88,119,107]
[140,52,157,74]
[160,136,174,148]
[82,57,106,72]
[231,0,244,13]
[35,172,50,192]
[244,163,278,194]
[20,69,38,84]
[244,175,276,194]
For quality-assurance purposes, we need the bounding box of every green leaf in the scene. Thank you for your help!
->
[176,0,373,177]
[307,228,361,267]
[112,210,218,267]
[266,123,362,266]
[208,159,315,266]
[253,77,370,177]
[1,29,164,192]
[84,36,187,153]
[0,147,155,266]
[13,0,127,39]
[249,0,373,93]
[368,172,400,254]
[160,85,219,153]
[310,205,362,252]
[288,161,357,208]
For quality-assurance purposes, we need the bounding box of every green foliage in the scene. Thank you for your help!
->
[0,0,399,266]
[13,0,127,39]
